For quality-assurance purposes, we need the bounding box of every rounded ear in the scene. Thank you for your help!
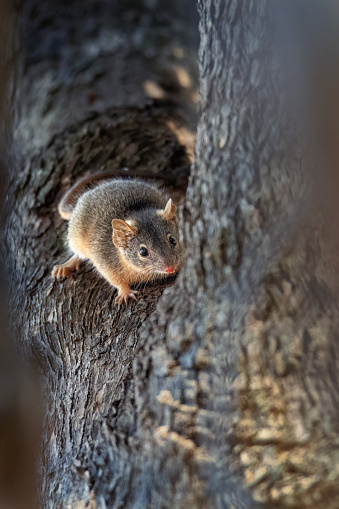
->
[112,219,137,234]
[157,198,177,221]
[112,219,137,248]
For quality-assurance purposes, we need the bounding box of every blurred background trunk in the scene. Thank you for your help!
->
[0,2,40,509]
[5,0,339,508]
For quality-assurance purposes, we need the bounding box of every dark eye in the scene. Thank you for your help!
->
[139,247,149,257]
[169,236,177,246]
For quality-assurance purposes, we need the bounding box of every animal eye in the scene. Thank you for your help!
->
[139,247,149,257]
[169,236,177,246]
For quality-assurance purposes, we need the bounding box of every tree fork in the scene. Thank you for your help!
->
[7,1,339,508]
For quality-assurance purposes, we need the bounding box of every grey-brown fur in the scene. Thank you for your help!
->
[58,170,121,219]
[69,178,182,282]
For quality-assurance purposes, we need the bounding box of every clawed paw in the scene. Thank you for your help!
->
[52,265,73,279]
[115,290,139,305]
[51,256,82,280]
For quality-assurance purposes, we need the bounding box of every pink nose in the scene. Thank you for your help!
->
[165,266,175,274]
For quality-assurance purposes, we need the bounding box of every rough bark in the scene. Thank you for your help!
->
[9,0,198,508]
[7,1,339,509]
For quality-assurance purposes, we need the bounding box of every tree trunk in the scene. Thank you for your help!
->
[7,1,339,508]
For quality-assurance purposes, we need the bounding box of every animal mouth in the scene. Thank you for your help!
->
[154,267,176,276]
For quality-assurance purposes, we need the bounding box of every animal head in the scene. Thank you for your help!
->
[112,199,182,279]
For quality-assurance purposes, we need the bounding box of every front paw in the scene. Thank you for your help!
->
[115,289,139,305]
[52,265,73,279]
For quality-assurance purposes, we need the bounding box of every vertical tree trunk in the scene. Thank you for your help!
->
[134,2,339,508]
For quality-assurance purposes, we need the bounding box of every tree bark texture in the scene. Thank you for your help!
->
[7,1,339,509]
[8,1,198,508]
